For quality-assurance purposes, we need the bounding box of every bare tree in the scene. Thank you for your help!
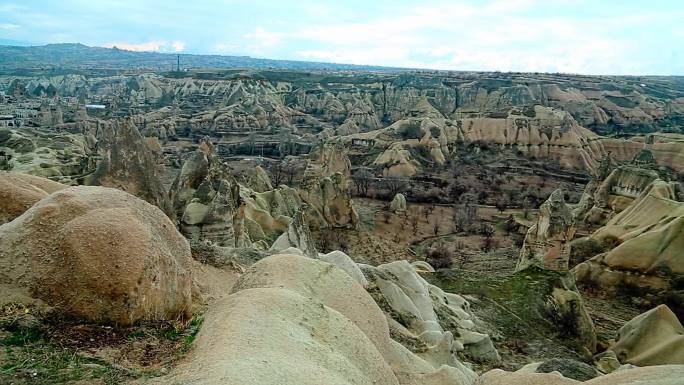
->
[382,210,392,224]
[352,168,374,197]
[422,205,431,222]
[432,219,440,236]
[411,212,420,233]
[383,176,408,197]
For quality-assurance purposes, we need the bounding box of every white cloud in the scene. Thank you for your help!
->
[171,41,185,52]
[0,23,19,30]
[102,40,185,52]
[266,0,662,74]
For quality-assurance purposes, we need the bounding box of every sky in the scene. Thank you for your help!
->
[0,0,682,75]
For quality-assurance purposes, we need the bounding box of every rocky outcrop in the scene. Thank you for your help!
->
[608,305,684,366]
[361,260,500,366]
[269,206,317,258]
[85,119,173,217]
[300,142,359,228]
[0,171,66,224]
[518,189,576,272]
[155,253,481,385]
[515,189,596,353]
[0,126,92,184]
[390,193,407,213]
[574,177,684,294]
[170,139,250,247]
[0,186,193,325]
[573,149,663,225]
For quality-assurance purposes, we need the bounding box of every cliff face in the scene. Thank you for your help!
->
[3,70,683,181]
[345,105,684,175]
[4,70,682,136]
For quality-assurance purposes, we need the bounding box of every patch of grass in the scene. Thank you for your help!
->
[1,329,131,384]
[0,303,207,384]
[426,267,584,364]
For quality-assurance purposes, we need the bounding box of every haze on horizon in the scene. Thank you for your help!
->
[0,0,682,75]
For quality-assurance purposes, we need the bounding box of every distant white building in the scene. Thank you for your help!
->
[85,104,106,109]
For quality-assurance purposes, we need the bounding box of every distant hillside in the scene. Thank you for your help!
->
[0,43,407,73]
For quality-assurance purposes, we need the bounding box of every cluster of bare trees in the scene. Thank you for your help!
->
[269,157,306,187]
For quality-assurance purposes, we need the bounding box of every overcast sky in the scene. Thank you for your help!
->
[0,0,682,75]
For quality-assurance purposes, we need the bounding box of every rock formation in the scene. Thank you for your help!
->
[607,305,684,366]
[155,253,482,385]
[361,260,501,365]
[0,171,66,224]
[269,206,318,258]
[573,149,663,225]
[574,177,684,294]
[85,119,173,217]
[518,189,576,272]
[390,193,408,213]
[0,126,92,184]
[0,186,193,325]
[169,138,254,247]
[476,365,684,385]
[299,142,359,228]
[515,190,596,353]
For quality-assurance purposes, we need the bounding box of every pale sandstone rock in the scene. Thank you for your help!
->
[517,189,576,272]
[0,186,192,325]
[390,193,408,213]
[152,287,400,385]
[85,119,173,217]
[0,171,66,224]
[608,305,684,366]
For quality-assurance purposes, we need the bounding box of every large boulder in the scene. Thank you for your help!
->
[608,305,684,366]
[155,253,481,385]
[152,287,400,385]
[0,171,66,224]
[390,193,408,213]
[0,186,193,325]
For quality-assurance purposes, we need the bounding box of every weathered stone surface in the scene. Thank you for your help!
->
[0,186,193,325]
[85,119,173,217]
[154,287,399,385]
[478,365,684,384]
[170,139,250,247]
[0,126,92,184]
[608,305,684,366]
[300,142,359,228]
[155,253,480,385]
[390,193,408,213]
[574,177,684,294]
[269,206,317,258]
[0,171,66,224]
[362,260,499,367]
[518,189,576,272]
[545,275,597,353]
[535,358,599,381]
